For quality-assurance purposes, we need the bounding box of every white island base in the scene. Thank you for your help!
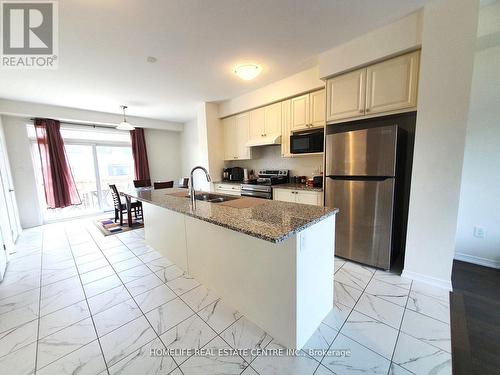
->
[143,201,334,350]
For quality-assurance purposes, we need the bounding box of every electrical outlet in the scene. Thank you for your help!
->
[473,226,486,239]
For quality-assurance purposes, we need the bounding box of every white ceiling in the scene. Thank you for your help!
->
[0,0,430,123]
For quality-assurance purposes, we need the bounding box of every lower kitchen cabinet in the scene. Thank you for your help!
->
[213,183,241,196]
[273,188,323,206]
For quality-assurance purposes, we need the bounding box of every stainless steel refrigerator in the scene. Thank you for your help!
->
[325,125,398,270]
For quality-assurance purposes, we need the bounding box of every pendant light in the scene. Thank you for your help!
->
[116,105,135,130]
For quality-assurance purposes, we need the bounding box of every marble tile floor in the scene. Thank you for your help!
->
[0,219,452,375]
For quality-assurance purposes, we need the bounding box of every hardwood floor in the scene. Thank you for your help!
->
[451,260,500,375]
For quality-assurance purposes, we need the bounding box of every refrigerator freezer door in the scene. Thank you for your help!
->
[325,177,394,269]
[326,125,397,177]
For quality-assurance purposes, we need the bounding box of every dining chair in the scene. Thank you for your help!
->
[133,179,152,188]
[178,177,189,189]
[153,181,174,189]
[109,184,142,226]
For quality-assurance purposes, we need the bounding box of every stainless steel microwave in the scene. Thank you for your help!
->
[290,130,324,154]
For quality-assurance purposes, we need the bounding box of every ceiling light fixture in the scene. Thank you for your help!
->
[116,105,135,130]
[233,63,262,81]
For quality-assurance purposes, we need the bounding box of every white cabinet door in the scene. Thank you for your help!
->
[290,94,310,131]
[310,89,326,129]
[295,191,322,206]
[281,99,292,158]
[249,107,265,142]
[264,102,282,137]
[223,116,237,161]
[214,183,241,196]
[235,112,252,160]
[273,189,296,203]
[326,68,366,122]
[365,51,419,114]
[274,189,322,206]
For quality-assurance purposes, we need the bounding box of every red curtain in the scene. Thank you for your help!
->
[34,119,81,209]
[130,128,151,180]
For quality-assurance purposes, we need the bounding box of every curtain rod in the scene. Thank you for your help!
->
[30,118,118,130]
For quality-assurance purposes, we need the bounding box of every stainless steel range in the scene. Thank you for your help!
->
[241,169,289,199]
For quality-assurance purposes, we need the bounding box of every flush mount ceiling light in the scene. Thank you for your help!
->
[233,63,262,81]
[116,105,135,131]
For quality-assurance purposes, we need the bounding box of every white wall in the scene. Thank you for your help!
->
[181,103,224,190]
[181,118,201,180]
[205,103,224,183]
[218,66,324,118]
[225,146,323,178]
[318,10,423,78]
[1,116,43,228]
[455,3,500,269]
[403,0,480,289]
[144,129,182,183]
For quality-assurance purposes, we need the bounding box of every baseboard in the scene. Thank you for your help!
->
[401,269,453,291]
[454,252,500,270]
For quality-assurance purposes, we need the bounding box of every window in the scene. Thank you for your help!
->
[28,124,134,221]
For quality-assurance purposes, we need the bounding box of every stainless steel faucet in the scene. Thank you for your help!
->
[189,166,211,209]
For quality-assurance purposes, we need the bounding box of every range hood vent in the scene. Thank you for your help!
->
[246,134,282,147]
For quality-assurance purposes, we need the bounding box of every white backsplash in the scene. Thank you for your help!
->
[225,145,323,178]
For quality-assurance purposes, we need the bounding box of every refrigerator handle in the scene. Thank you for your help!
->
[326,176,393,181]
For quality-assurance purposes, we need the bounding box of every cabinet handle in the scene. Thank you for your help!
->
[359,109,364,113]
[366,108,370,112]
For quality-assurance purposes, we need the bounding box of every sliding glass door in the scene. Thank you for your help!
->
[96,146,134,211]
[64,144,100,214]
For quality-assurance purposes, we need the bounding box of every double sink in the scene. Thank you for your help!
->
[189,193,240,203]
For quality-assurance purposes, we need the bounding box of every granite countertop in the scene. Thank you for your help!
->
[275,183,324,192]
[123,188,337,243]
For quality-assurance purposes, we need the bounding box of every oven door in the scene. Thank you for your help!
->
[290,130,324,154]
[241,185,272,199]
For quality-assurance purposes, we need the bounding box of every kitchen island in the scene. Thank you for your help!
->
[123,188,338,349]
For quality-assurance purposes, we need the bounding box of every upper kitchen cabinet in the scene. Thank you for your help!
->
[290,94,310,131]
[235,112,252,159]
[326,68,366,121]
[365,51,419,115]
[248,102,282,146]
[264,102,282,137]
[326,50,420,124]
[249,107,265,141]
[309,89,326,128]
[223,113,252,161]
[223,116,236,161]
[290,89,326,131]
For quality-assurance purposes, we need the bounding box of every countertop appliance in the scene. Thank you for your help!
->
[325,125,398,270]
[229,167,244,181]
[241,169,289,199]
[312,175,323,188]
[222,168,232,181]
[290,129,324,154]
